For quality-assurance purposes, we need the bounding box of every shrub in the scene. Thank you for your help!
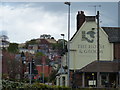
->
[2,80,24,89]
[2,80,70,89]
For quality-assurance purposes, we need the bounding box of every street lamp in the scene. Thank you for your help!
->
[60,34,65,86]
[92,73,95,87]
[64,1,71,87]
[61,34,65,49]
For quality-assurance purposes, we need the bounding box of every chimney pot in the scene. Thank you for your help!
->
[81,11,84,14]
[77,11,85,31]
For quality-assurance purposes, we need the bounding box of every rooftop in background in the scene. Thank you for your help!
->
[102,27,120,43]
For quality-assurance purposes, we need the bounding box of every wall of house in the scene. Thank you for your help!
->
[114,43,120,60]
[36,65,52,77]
[69,21,113,70]
[56,74,67,86]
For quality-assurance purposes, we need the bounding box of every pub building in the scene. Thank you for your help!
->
[56,11,120,88]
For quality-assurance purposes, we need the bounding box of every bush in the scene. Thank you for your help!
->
[2,80,24,89]
[2,80,69,89]
[24,82,69,89]
[3,80,119,90]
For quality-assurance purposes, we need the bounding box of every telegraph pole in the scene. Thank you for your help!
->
[97,11,100,61]
[89,5,101,87]
[96,11,100,87]
[29,62,32,84]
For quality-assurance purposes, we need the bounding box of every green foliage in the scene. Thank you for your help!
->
[49,70,57,82]
[34,52,50,64]
[51,39,67,56]
[2,47,7,51]
[7,43,19,53]
[24,39,38,48]
[2,74,9,80]
[2,80,69,89]
[23,82,69,89]
[2,80,24,89]
[51,42,62,50]
[40,34,51,39]
[35,52,45,57]
[3,80,119,89]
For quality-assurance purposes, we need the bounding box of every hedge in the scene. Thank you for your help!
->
[2,80,120,90]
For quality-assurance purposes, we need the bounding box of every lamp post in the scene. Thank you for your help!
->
[60,34,65,86]
[61,34,65,50]
[64,1,71,87]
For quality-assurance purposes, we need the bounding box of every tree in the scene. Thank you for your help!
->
[40,34,51,39]
[8,43,19,53]
[34,52,50,65]
[24,39,37,49]
[2,51,23,80]
[51,39,67,56]
[49,70,57,83]
[0,35,8,41]
[35,52,45,57]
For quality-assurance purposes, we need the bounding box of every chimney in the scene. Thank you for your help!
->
[77,11,85,31]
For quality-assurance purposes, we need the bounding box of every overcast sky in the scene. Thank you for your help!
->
[0,2,119,43]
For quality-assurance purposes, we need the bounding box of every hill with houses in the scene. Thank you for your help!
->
[1,34,67,84]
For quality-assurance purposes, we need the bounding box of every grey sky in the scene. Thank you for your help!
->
[0,2,119,43]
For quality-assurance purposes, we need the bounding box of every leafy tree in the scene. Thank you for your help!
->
[34,52,50,65]
[24,39,37,49]
[51,39,67,55]
[8,43,19,53]
[51,37,54,39]
[0,35,8,41]
[35,52,45,57]
[49,70,57,82]
[40,34,51,39]
[2,47,7,52]
[2,51,23,80]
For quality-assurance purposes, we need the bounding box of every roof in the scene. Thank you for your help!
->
[70,25,120,43]
[85,16,96,22]
[102,27,120,43]
[56,66,66,75]
[79,61,119,73]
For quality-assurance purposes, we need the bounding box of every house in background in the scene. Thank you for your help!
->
[27,38,58,60]
[35,56,52,79]
[19,49,36,54]
[56,11,120,88]
[0,35,9,49]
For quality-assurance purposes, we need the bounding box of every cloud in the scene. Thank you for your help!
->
[0,3,69,43]
[2,0,120,2]
[0,2,118,43]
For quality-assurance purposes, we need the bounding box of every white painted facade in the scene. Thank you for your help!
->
[56,18,114,87]
[56,74,67,86]
[69,21,113,70]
